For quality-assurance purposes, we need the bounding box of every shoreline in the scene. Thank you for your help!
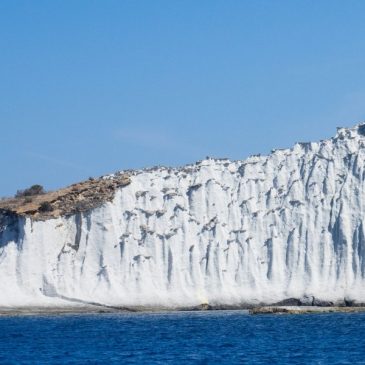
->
[249,306,365,314]
[1,304,365,317]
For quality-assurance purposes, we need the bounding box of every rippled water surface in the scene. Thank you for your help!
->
[0,311,364,364]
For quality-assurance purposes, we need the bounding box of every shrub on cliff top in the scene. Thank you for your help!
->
[15,184,45,198]
[39,201,53,212]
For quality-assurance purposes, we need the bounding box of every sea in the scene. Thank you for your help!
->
[0,310,364,364]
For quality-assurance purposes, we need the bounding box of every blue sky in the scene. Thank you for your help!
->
[1,1,365,196]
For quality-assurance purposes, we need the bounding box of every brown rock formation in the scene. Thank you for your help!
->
[0,173,130,220]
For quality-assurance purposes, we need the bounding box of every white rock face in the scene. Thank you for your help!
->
[2,124,365,308]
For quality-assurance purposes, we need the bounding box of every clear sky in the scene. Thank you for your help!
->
[1,1,365,196]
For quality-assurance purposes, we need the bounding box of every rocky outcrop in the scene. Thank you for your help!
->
[0,173,130,220]
[249,306,365,314]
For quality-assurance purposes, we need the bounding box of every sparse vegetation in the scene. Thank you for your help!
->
[15,184,45,198]
[0,174,130,220]
[39,201,53,212]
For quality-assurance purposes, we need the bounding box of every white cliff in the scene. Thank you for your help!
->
[1,124,365,309]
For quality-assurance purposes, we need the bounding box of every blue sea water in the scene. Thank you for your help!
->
[0,311,364,364]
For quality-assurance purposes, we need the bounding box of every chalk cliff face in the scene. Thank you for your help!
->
[1,124,365,308]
